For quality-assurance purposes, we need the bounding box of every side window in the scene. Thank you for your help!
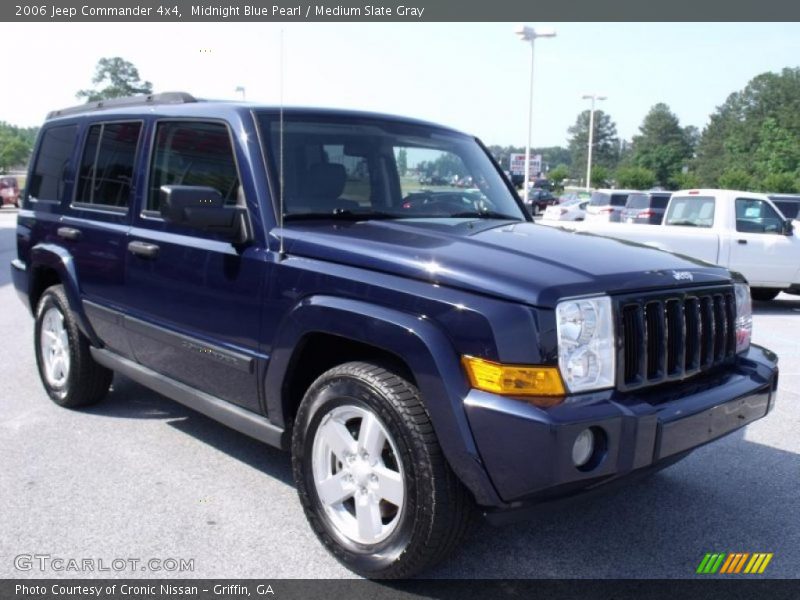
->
[75,121,142,209]
[735,198,784,234]
[148,121,239,212]
[27,125,78,202]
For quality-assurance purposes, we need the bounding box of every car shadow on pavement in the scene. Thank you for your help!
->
[427,426,800,578]
[84,374,294,486]
[0,225,16,288]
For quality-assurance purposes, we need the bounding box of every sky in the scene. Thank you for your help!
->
[3,22,800,148]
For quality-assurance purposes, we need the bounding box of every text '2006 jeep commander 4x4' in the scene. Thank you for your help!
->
[12,93,779,578]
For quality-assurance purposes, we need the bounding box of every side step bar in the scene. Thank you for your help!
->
[90,347,287,450]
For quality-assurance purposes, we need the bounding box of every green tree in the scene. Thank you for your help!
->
[718,168,753,191]
[547,164,570,188]
[567,110,620,181]
[615,166,656,190]
[397,148,408,177]
[761,172,797,193]
[77,57,153,102]
[0,134,29,172]
[695,68,800,186]
[670,171,701,190]
[630,103,695,188]
[590,165,611,188]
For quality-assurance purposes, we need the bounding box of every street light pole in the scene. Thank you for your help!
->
[582,93,606,191]
[235,86,246,100]
[516,25,556,198]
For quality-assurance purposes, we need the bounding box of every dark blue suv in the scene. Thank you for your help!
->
[11,93,779,578]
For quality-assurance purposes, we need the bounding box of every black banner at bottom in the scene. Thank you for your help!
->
[3,579,800,600]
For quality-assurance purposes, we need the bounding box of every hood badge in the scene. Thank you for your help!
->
[671,270,694,281]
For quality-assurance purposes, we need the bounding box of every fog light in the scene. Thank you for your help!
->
[572,428,595,467]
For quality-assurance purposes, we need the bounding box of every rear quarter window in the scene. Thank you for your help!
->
[28,124,79,202]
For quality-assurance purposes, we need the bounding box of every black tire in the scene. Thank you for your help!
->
[292,361,473,579]
[751,288,781,302]
[34,285,113,408]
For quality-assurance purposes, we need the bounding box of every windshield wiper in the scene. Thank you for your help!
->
[449,211,522,220]
[283,209,398,222]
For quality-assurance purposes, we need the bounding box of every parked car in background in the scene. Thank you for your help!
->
[525,188,558,215]
[542,197,588,222]
[543,189,800,301]
[768,194,800,221]
[0,176,20,208]
[584,189,638,223]
[620,191,672,224]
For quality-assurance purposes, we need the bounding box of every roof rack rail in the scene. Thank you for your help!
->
[46,91,198,120]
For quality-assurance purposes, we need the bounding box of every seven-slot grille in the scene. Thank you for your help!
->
[618,287,736,391]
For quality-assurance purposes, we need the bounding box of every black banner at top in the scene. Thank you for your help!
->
[4,0,800,22]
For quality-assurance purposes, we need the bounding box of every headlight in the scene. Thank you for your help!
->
[556,296,615,393]
[734,283,752,354]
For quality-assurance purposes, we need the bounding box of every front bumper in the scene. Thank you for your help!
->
[465,345,778,513]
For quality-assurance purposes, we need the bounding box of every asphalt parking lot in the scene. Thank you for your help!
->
[0,207,798,580]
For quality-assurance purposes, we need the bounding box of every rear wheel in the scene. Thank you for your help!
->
[34,285,113,408]
[292,361,472,579]
[751,288,781,302]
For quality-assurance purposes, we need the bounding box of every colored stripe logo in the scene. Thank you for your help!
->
[696,552,773,574]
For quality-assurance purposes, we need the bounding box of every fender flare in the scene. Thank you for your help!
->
[265,294,502,506]
[29,243,101,346]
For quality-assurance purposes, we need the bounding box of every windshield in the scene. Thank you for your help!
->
[257,113,526,221]
[625,194,649,209]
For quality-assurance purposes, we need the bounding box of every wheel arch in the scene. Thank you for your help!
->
[265,295,502,506]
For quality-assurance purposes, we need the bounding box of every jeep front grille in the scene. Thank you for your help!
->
[618,287,736,391]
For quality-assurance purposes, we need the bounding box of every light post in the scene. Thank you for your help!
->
[515,25,556,197]
[582,93,606,191]
[235,86,246,100]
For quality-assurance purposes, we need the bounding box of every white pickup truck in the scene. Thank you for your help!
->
[541,188,800,301]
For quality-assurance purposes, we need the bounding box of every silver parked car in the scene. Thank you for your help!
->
[542,197,588,222]
[584,189,638,223]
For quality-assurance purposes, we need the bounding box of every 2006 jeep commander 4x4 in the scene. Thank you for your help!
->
[11,93,778,578]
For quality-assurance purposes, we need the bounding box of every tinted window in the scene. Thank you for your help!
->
[664,195,715,227]
[735,198,784,234]
[651,195,670,209]
[258,114,524,220]
[75,122,141,209]
[28,125,78,201]
[148,121,239,212]
[589,192,610,206]
[625,194,649,209]
[773,200,800,220]
[610,194,629,207]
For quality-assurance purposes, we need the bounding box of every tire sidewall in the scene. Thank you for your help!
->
[292,373,423,576]
[34,288,76,405]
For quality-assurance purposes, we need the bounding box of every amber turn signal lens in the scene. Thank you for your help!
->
[461,356,565,405]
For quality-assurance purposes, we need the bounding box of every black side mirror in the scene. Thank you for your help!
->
[783,219,795,236]
[159,185,250,244]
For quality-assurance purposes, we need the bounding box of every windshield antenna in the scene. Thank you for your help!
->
[278,28,286,258]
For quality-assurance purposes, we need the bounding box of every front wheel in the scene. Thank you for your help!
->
[34,285,113,408]
[751,288,781,302]
[292,361,472,579]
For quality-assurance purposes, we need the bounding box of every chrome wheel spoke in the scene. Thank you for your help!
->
[355,491,383,540]
[357,412,385,460]
[39,306,70,387]
[316,471,354,506]
[319,419,357,462]
[373,465,404,507]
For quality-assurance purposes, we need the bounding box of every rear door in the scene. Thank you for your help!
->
[123,119,266,412]
[61,120,142,359]
[728,197,798,287]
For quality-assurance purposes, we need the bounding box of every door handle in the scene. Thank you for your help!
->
[128,240,160,259]
[57,227,82,241]
[737,239,747,245]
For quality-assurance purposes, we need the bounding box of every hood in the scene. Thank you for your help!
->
[280,219,733,307]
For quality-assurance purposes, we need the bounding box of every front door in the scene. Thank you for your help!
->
[123,119,265,412]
